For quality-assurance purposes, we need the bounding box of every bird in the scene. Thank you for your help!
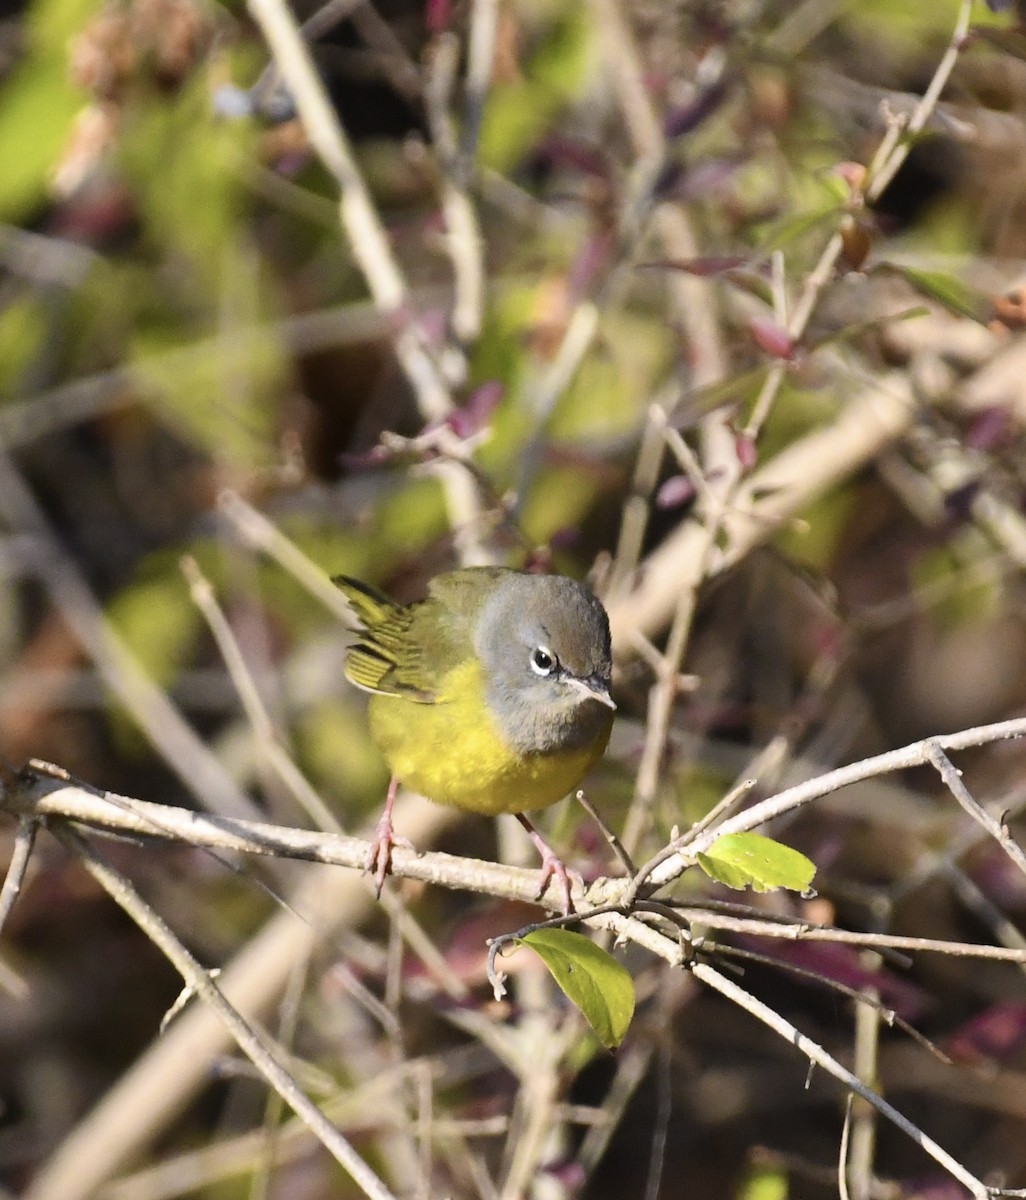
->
[334,567,615,912]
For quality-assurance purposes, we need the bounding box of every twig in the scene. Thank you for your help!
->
[864,0,973,204]
[673,910,1026,964]
[21,791,462,1200]
[217,490,356,622]
[51,823,399,1200]
[623,777,756,907]
[838,1096,853,1200]
[692,961,991,1199]
[575,788,636,876]
[5,771,588,914]
[424,33,485,345]
[926,740,1026,882]
[742,0,971,443]
[0,449,258,821]
[459,0,499,170]
[849,959,882,1200]
[180,556,343,833]
[706,941,942,1061]
[644,716,1026,894]
[589,0,734,861]
[246,0,455,421]
[0,815,35,938]
[608,374,918,645]
[15,712,1026,950]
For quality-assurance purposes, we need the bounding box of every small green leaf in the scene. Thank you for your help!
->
[754,203,844,254]
[676,365,770,427]
[698,832,816,894]
[875,264,994,324]
[736,1164,789,1200]
[520,928,635,1049]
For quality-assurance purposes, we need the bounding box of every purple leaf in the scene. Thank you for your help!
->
[663,80,730,138]
[945,1001,1026,1064]
[671,155,747,201]
[445,381,504,439]
[637,256,749,277]
[751,940,930,1020]
[734,433,758,470]
[966,405,1015,451]
[537,135,612,181]
[749,317,796,360]
[426,0,451,32]
[656,474,697,509]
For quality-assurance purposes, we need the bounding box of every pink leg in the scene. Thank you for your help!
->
[515,813,577,915]
[366,777,413,896]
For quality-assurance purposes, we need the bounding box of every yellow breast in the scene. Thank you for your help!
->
[367,659,609,817]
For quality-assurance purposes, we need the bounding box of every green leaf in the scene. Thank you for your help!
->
[105,565,203,688]
[0,0,100,220]
[698,832,816,894]
[130,323,283,468]
[478,10,592,171]
[520,928,635,1049]
[754,203,844,255]
[736,1165,789,1200]
[676,365,770,427]
[875,264,994,324]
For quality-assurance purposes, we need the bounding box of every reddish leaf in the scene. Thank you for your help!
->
[749,317,796,359]
[655,474,697,509]
[446,381,504,439]
[734,433,758,470]
[663,80,731,138]
[833,160,868,194]
[637,256,748,277]
[945,1001,1026,1064]
[425,0,451,32]
[966,405,1016,451]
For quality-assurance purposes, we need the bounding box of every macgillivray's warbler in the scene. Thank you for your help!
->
[334,567,615,912]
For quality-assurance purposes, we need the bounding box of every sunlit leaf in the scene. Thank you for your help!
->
[521,928,635,1049]
[0,0,100,219]
[106,564,203,688]
[698,832,816,894]
[479,11,592,171]
[736,1165,789,1200]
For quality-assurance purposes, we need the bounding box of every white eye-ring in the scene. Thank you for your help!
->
[530,645,557,676]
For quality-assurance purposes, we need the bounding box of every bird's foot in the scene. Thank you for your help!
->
[516,813,580,915]
[366,783,414,897]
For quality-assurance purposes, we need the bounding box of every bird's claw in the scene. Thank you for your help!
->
[534,847,582,916]
[365,814,414,897]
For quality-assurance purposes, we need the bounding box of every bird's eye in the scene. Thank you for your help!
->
[530,646,556,677]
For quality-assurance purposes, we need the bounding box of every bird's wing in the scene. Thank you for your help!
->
[334,575,463,702]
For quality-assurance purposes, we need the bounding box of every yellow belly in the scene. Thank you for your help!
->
[367,660,609,817]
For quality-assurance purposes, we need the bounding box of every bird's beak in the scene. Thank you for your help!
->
[566,675,616,710]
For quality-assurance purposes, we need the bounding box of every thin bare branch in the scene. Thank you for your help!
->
[51,823,399,1200]
[693,962,990,1199]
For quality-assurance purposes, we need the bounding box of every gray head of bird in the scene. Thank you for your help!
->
[474,573,615,755]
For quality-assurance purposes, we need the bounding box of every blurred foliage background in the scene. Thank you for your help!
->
[5,0,1026,1197]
